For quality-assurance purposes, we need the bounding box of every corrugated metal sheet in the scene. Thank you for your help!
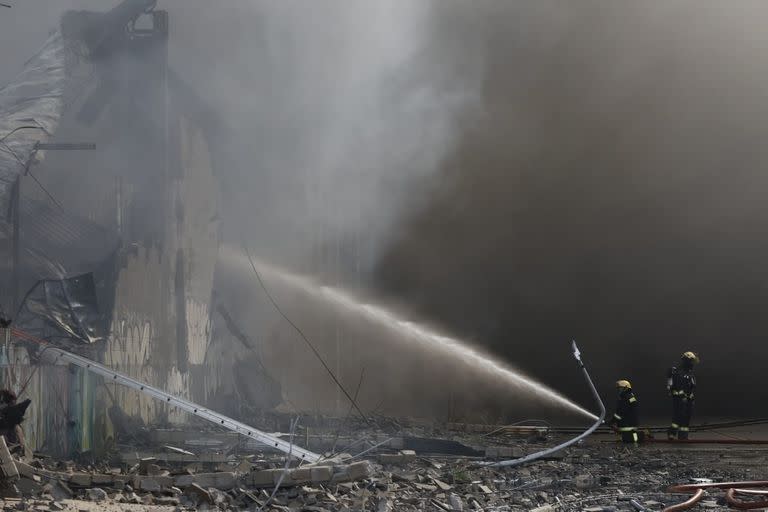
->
[20,197,119,280]
[0,32,69,220]
[15,273,107,345]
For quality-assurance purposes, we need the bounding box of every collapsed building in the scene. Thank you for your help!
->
[0,0,224,456]
[0,1,564,461]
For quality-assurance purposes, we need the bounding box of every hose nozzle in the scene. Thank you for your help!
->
[572,340,582,363]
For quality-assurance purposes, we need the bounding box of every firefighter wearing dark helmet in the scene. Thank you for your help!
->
[609,380,640,443]
[667,351,699,440]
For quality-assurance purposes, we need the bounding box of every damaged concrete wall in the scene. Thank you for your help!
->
[100,111,220,430]
[13,71,221,456]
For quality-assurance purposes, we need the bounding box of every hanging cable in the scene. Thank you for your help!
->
[258,416,299,512]
[25,170,65,210]
[0,137,65,211]
[329,367,365,456]
[241,242,369,424]
[0,126,47,144]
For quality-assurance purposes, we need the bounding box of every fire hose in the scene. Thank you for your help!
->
[663,481,768,511]
[483,340,605,468]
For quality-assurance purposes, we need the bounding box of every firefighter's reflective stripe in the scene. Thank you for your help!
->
[628,397,637,403]
[679,426,690,432]
[618,426,637,432]
[670,423,680,428]
[632,432,639,443]
[613,413,622,420]
[671,390,685,396]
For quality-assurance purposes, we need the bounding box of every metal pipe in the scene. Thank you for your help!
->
[484,341,605,468]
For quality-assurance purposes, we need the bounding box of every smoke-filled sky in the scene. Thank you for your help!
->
[3,1,768,417]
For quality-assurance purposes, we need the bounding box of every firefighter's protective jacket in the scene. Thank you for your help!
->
[610,389,638,431]
[668,366,696,401]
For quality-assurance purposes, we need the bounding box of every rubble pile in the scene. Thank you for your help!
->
[0,418,765,511]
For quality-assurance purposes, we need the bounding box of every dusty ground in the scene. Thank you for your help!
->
[0,499,177,511]
[5,419,768,511]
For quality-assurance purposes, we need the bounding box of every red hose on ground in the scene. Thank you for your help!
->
[663,481,768,511]
[663,489,704,512]
[729,489,768,495]
[646,439,768,445]
[726,489,768,510]
[669,482,768,492]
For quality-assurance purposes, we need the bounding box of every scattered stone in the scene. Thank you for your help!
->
[289,467,312,483]
[0,417,764,512]
[185,483,213,505]
[138,477,161,492]
[85,488,107,502]
[89,474,112,486]
[138,457,157,476]
[14,479,40,497]
[250,468,278,487]
[67,474,91,487]
[449,493,464,511]
[575,473,595,489]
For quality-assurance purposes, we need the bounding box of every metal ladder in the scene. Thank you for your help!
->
[39,345,321,463]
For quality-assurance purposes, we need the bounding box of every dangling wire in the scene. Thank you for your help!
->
[241,242,369,424]
[258,416,299,511]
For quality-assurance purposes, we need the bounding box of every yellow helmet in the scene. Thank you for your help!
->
[616,380,632,389]
[682,351,700,364]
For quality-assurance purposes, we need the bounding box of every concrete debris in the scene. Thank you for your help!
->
[448,493,463,511]
[0,414,763,511]
[84,488,107,502]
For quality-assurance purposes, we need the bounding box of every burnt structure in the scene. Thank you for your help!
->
[0,0,221,455]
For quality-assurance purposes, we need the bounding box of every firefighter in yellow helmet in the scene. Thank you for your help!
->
[608,380,640,443]
[667,351,699,440]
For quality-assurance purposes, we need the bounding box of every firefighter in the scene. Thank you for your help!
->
[667,351,699,440]
[609,380,639,443]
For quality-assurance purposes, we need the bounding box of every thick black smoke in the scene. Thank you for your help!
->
[375,2,768,417]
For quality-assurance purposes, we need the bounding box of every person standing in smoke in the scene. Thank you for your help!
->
[609,380,640,443]
[667,351,699,440]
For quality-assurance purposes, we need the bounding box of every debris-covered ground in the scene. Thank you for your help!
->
[2,415,767,511]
